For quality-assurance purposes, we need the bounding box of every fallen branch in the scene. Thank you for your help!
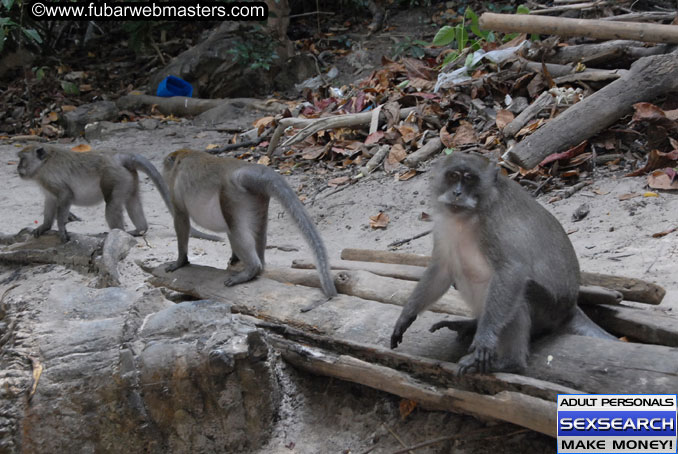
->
[267,106,417,153]
[270,335,559,436]
[387,230,432,248]
[335,248,666,305]
[503,91,553,138]
[403,137,443,168]
[505,51,678,169]
[544,40,674,66]
[479,13,678,44]
[264,268,470,315]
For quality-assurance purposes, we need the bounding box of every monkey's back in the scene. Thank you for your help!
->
[483,174,580,320]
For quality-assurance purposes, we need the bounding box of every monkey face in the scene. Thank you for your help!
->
[433,153,498,212]
[17,146,48,178]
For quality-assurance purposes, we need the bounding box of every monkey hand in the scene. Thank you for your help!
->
[390,314,416,349]
[457,336,498,375]
[430,319,477,343]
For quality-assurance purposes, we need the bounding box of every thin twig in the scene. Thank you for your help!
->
[387,230,432,248]
[388,426,521,454]
[384,424,414,454]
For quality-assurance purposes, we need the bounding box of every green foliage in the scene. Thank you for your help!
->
[433,4,533,68]
[0,0,42,54]
[61,80,79,96]
[392,36,428,59]
[228,34,278,70]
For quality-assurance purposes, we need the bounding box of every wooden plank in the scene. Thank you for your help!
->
[146,263,678,396]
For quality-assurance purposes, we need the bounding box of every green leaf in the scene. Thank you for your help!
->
[464,53,474,68]
[34,67,45,80]
[61,81,80,95]
[23,28,42,44]
[516,4,530,14]
[0,16,16,26]
[444,147,456,155]
[397,80,410,89]
[432,25,456,46]
[2,0,14,10]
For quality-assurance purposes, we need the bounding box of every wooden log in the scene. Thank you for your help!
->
[292,258,424,281]
[577,285,622,306]
[503,91,553,138]
[264,268,470,315]
[145,263,678,396]
[508,52,678,170]
[544,40,673,66]
[580,272,666,306]
[270,335,559,437]
[403,137,443,168]
[337,248,666,305]
[342,248,431,267]
[289,258,677,345]
[479,13,678,44]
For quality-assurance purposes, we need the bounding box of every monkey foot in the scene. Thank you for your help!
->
[165,260,189,273]
[223,270,257,287]
[127,229,147,237]
[429,319,477,342]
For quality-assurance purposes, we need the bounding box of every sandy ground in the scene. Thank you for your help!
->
[1,120,676,453]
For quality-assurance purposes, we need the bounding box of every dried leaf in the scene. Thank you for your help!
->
[626,149,678,176]
[647,169,678,190]
[398,169,417,181]
[399,399,417,419]
[71,144,91,153]
[592,188,610,196]
[397,124,419,144]
[254,116,275,135]
[540,141,588,166]
[384,144,407,173]
[440,125,454,148]
[369,211,390,229]
[365,131,384,145]
[516,118,544,137]
[632,102,666,122]
[452,121,477,146]
[643,192,659,197]
[205,143,219,150]
[618,193,640,201]
[257,156,270,166]
[328,176,349,187]
[419,211,431,221]
[495,109,514,129]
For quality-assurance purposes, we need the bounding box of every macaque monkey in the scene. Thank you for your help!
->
[391,153,615,374]
[162,149,337,301]
[17,144,220,242]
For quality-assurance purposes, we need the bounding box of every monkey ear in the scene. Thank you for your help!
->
[35,148,47,160]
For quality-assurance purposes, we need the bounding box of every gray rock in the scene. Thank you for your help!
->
[84,120,139,141]
[62,101,119,137]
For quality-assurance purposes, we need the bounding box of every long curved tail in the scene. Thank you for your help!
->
[129,154,223,242]
[562,307,617,340]
[241,166,337,298]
